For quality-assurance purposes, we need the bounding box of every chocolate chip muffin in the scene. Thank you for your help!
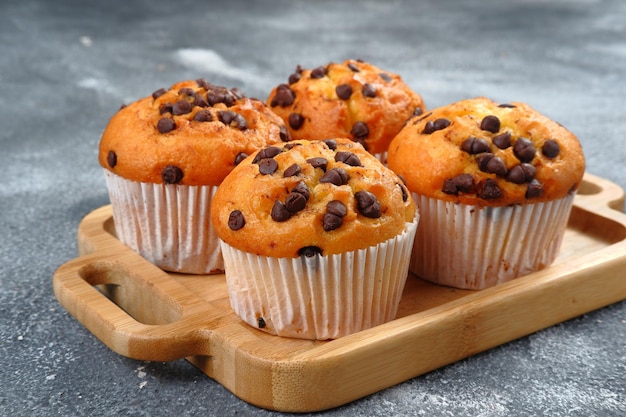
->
[387,96,585,290]
[211,139,419,339]
[99,79,288,274]
[266,59,425,161]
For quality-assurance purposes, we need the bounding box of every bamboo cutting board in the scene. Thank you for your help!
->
[53,172,626,412]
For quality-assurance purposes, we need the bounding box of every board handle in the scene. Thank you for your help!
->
[578,172,625,212]
[53,250,216,361]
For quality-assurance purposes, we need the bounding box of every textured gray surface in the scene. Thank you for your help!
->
[1,0,625,416]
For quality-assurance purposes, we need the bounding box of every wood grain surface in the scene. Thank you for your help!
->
[53,172,626,412]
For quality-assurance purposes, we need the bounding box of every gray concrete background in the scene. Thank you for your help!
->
[1,0,625,415]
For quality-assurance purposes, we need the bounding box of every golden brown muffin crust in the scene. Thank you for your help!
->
[99,79,289,186]
[211,139,416,257]
[387,97,585,206]
[266,59,425,155]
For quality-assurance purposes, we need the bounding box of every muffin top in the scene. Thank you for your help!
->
[211,139,416,258]
[387,97,585,206]
[99,79,289,186]
[266,59,425,155]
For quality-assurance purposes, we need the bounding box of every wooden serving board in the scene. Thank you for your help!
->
[53,172,626,413]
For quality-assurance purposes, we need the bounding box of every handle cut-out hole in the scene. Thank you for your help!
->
[577,180,603,195]
[80,261,183,325]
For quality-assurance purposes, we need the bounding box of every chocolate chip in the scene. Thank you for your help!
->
[542,139,560,158]
[322,207,345,231]
[179,91,197,103]
[107,150,117,168]
[492,131,512,149]
[223,94,236,107]
[228,210,245,230]
[271,200,291,222]
[355,190,381,218]
[422,118,451,134]
[291,181,310,201]
[230,88,244,99]
[320,168,349,186]
[347,62,360,72]
[234,152,248,165]
[218,110,236,125]
[172,100,192,115]
[513,137,536,163]
[253,146,282,163]
[285,192,307,213]
[486,157,508,177]
[207,85,227,94]
[152,88,167,99]
[279,125,291,142]
[232,113,248,131]
[498,103,516,108]
[435,118,452,130]
[271,84,295,107]
[461,137,491,154]
[258,158,278,175]
[335,151,362,167]
[258,317,266,328]
[477,178,503,199]
[442,174,474,195]
[323,212,343,231]
[178,87,195,97]
[204,86,236,105]
[193,110,212,122]
[336,84,353,100]
[526,179,544,198]
[284,142,301,151]
[506,163,536,184]
[289,113,304,130]
[310,66,327,79]
[157,118,176,133]
[323,139,338,150]
[477,154,507,176]
[307,157,328,171]
[397,183,409,202]
[283,163,301,177]
[193,94,209,108]
[196,78,209,89]
[413,107,424,117]
[288,72,301,84]
[159,103,173,115]
[351,121,369,140]
[379,73,392,82]
[362,83,376,98]
[162,165,183,184]
[207,92,225,106]
[218,110,246,129]
[298,246,322,257]
[326,200,347,217]
[480,115,500,133]
[203,84,219,93]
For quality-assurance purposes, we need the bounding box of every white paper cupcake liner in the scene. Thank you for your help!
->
[410,193,576,290]
[220,217,419,340]
[104,169,223,274]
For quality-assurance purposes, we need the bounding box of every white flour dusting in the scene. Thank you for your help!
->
[76,77,117,95]
[175,48,263,87]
